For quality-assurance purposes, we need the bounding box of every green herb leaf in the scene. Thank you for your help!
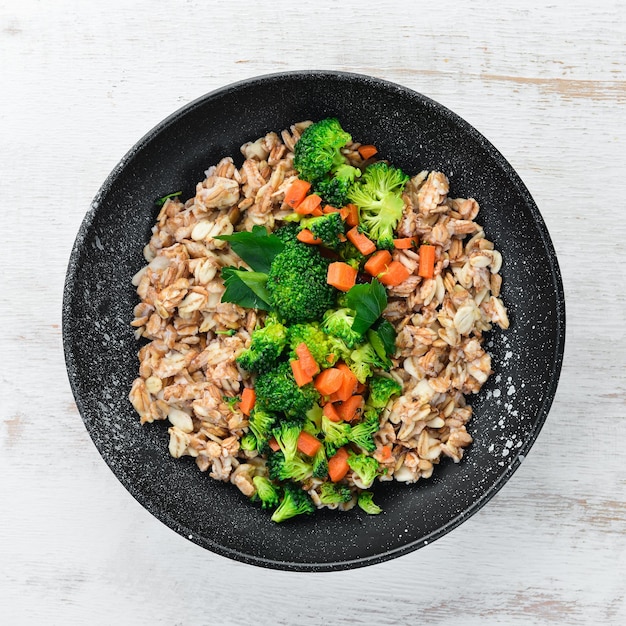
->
[221,267,271,310]
[216,226,285,273]
[345,279,387,335]
[215,329,236,336]
[371,318,396,357]
[155,191,182,207]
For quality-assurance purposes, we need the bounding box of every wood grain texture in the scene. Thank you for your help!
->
[1,0,625,624]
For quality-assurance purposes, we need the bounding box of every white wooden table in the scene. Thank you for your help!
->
[2,1,625,623]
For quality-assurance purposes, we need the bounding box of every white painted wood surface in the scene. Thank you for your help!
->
[1,0,625,623]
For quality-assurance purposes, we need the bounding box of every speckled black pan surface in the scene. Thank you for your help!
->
[63,71,565,571]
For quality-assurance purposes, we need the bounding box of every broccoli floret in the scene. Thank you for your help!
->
[368,375,403,410]
[318,482,352,506]
[248,407,277,451]
[287,322,337,369]
[326,334,352,364]
[312,446,328,479]
[300,212,345,249]
[271,482,315,523]
[240,432,258,451]
[314,163,362,207]
[347,452,380,488]
[255,361,319,420]
[267,451,313,483]
[236,315,288,373]
[349,410,380,452]
[321,413,352,455]
[293,118,352,183]
[272,422,301,462]
[358,491,382,514]
[348,162,409,250]
[302,403,323,436]
[266,242,336,324]
[338,241,366,271]
[348,341,391,384]
[273,223,301,247]
[322,308,363,348]
[252,476,281,509]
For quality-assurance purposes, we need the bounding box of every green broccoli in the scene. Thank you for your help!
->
[348,410,380,452]
[348,162,410,250]
[272,422,301,462]
[293,118,352,183]
[248,407,277,451]
[302,403,323,436]
[252,476,281,509]
[287,322,337,369]
[347,452,380,488]
[321,413,352,455]
[338,241,366,271]
[240,432,258,451]
[358,491,382,514]
[236,315,288,373]
[368,375,403,410]
[314,162,361,208]
[318,482,352,506]
[271,482,315,523]
[255,361,319,420]
[273,222,301,247]
[266,242,336,324]
[326,334,352,365]
[300,212,345,249]
[348,341,391,384]
[322,308,363,348]
[267,451,313,483]
[312,446,328,479]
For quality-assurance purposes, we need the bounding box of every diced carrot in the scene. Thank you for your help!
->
[364,249,392,277]
[314,368,344,396]
[311,207,324,217]
[323,402,342,423]
[239,387,256,416]
[346,226,377,255]
[326,353,335,363]
[355,381,366,394]
[297,431,322,456]
[393,237,418,249]
[338,233,347,242]
[418,244,436,279]
[337,395,364,422]
[381,445,392,460]
[284,179,311,209]
[297,228,322,245]
[295,193,322,215]
[343,203,359,227]
[323,205,340,214]
[357,144,378,160]
[327,261,357,292]
[290,359,313,387]
[296,342,319,377]
[328,447,350,482]
[268,437,280,452]
[379,260,411,287]
[329,363,359,402]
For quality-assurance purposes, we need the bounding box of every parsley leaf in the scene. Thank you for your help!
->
[345,279,387,335]
[221,267,271,310]
[216,226,285,273]
[369,318,396,357]
[155,191,182,207]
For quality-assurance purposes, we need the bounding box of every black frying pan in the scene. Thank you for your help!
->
[63,71,565,571]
